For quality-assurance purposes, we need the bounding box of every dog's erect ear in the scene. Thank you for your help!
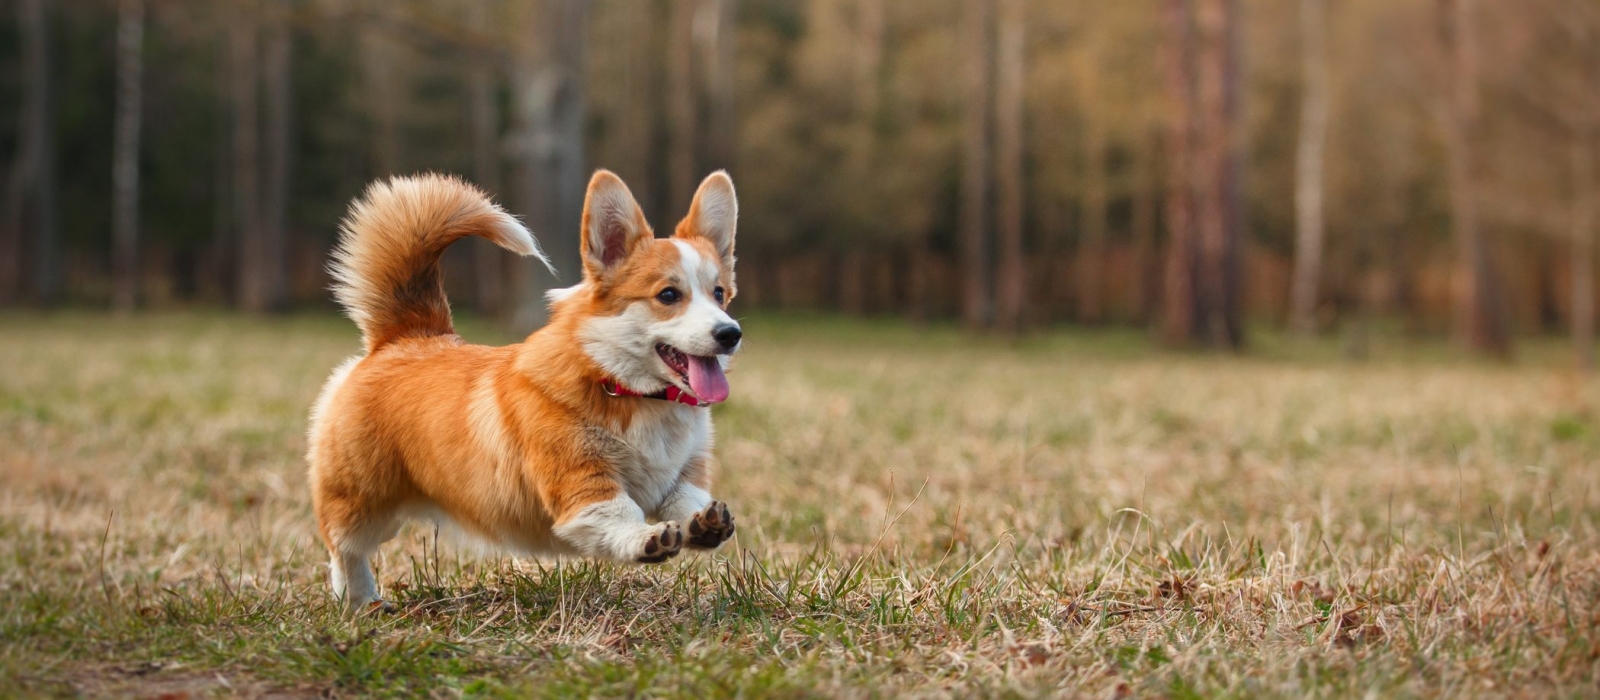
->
[581,170,651,280]
[674,171,737,269]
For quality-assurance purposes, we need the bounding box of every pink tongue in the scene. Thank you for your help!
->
[685,355,730,404]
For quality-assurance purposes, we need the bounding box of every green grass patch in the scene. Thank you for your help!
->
[1,312,1597,697]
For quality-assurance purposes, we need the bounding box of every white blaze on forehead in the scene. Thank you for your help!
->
[671,240,720,295]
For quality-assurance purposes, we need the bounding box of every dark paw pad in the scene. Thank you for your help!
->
[638,522,684,563]
[687,501,736,549]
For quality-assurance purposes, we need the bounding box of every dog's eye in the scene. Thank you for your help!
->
[656,287,682,304]
[713,286,725,304]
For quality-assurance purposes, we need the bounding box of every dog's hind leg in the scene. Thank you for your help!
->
[325,515,401,613]
[329,549,377,611]
[313,482,403,614]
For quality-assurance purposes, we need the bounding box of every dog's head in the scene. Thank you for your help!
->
[557,170,740,404]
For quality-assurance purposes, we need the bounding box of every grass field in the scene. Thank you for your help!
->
[2,312,1598,698]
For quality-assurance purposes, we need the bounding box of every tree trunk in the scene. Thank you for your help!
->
[231,0,266,312]
[507,0,589,334]
[614,0,661,218]
[1077,91,1108,325]
[361,3,401,176]
[1159,0,1199,346]
[992,0,1026,334]
[699,0,737,172]
[259,0,291,310]
[908,237,935,323]
[1130,128,1159,324]
[1220,0,1245,345]
[856,0,884,119]
[212,29,233,303]
[667,0,698,209]
[1345,207,1378,362]
[1387,219,1421,333]
[7,0,59,305]
[1441,0,1508,356]
[1032,198,1068,325]
[828,0,885,318]
[1290,0,1329,335]
[960,0,994,330]
[1573,127,1596,371]
[112,0,145,312]
[466,1,506,314]
[1193,0,1244,349]
[838,249,866,315]
[0,155,18,304]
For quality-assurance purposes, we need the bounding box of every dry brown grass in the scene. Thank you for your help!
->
[2,312,1598,698]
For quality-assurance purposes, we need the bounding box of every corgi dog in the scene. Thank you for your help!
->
[307,169,741,612]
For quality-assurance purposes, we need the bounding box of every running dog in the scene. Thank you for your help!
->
[306,170,741,612]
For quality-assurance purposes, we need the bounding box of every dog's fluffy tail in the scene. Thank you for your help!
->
[331,174,552,353]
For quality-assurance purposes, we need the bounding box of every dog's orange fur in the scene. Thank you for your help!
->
[308,171,737,609]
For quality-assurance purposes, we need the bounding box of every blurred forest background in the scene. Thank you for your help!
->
[1,0,1598,360]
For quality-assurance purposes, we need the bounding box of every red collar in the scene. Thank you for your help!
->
[600,379,705,407]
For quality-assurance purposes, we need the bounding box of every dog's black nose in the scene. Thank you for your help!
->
[712,324,742,350]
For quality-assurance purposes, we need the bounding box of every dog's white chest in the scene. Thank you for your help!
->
[614,404,709,512]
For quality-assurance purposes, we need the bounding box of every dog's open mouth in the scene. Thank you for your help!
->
[655,343,730,404]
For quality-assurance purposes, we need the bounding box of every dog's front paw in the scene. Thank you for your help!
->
[638,521,684,563]
[687,500,736,549]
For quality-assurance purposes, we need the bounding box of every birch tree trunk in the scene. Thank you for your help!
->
[960,0,995,330]
[507,0,588,334]
[614,0,661,218]
[993,0,1027,334]
[112,0,145,312]
[1290,0,1329,335]
[699,0,737,172]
